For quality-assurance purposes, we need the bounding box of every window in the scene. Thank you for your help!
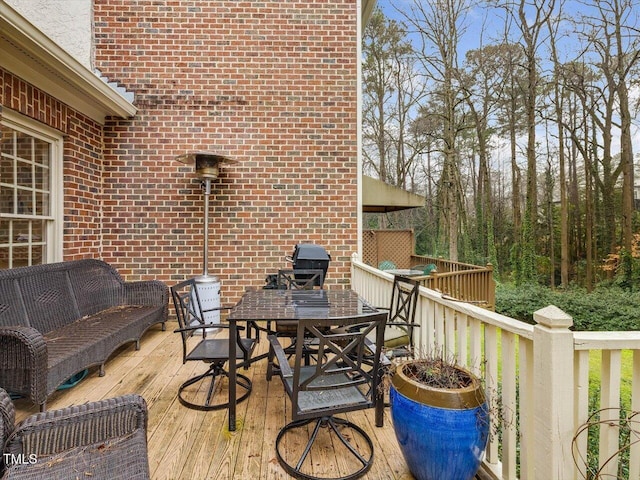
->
[0,110,63,268]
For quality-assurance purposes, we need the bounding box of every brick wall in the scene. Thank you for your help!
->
[94,1,360,301]
[0,69,105,260]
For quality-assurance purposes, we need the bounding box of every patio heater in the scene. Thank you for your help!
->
[175,151,236,330]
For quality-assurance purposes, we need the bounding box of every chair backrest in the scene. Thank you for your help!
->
[170,278,207,360]
[287,312,387,421]
[277,269,324,290]
[378,260,396,271]
[0,388,15,475]
[0,259,127,333]
[388,275,419,327]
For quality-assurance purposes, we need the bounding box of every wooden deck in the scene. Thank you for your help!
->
[12,322,415,480]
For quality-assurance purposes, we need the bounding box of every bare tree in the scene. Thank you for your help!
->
[460,47,496,270]
[546,2,570,287]
[581,0,640,252]
[498,0,557,283]
[570,0,640,254]
[362,9,427,190]
[401,0,472,261]
[559,60,601,290]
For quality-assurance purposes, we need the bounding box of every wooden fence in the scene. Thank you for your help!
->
[362,230,496,309]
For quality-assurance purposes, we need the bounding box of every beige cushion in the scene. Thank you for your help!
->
[367,325,409,349]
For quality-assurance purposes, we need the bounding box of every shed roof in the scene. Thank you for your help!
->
[362,175,425,213]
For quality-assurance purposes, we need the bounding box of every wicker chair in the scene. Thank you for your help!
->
[0,388,150,480]
[0,259,168,411]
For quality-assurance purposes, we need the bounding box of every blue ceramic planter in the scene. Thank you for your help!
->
[390,362,489,480]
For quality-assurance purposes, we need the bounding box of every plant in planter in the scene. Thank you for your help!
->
[389,354,490,480]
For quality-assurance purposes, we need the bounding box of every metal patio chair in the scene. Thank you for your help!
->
[378,275,420,360]
[267,311,387,480]
[170,278,256,410]
[277,268,325,289]
[248,269,325,342]
[332,275,420,427]
[334,275,420,360]
[273,268,325,335]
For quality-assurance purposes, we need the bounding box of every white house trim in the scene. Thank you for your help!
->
[0,1,136,124]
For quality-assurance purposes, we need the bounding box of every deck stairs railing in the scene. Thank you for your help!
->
[410,254,496,310]
[362,229,496,308]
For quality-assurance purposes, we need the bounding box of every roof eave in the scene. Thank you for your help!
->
[362,0,377,25]
[0,1,136,125]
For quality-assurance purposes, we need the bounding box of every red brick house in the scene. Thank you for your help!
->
[0,0,376,301]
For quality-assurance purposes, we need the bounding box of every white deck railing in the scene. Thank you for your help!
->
[351,255,640,480]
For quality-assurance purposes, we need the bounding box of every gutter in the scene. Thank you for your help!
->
[0,1,136,124]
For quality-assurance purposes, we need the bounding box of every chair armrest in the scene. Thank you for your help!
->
[173,323,245,334]
[363,337,392,370]
[380,353,392,367]
[0,387,16,451]
[267,335,293,378]
[4,394,148,458]
[0,326,48,405]
[386,322,420,328]
[202,305,234,314]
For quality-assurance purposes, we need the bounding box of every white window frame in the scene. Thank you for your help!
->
[1,109,63,266]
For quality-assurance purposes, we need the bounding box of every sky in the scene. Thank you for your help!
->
[370,0,640,171]
[373,0,597,62]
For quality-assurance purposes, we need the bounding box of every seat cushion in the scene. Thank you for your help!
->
[366,325,409,349]
[44,305,163,392]
[284,367,369,414]
[186,337,254,362]
[3,433,150,480]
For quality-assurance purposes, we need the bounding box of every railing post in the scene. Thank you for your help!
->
[486,263,496,310]
[533,305,575,480]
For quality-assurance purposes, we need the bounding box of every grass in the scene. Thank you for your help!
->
[588,349,634,409]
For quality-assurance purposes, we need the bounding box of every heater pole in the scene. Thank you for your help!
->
[201,178,211,278]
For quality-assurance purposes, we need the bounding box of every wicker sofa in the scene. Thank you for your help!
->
[0,259,168,410]
[0,387,150,479]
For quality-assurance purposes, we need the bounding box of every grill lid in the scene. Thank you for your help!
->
[291,244,331,262]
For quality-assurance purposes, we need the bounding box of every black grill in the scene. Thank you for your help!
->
[287,244,331,286]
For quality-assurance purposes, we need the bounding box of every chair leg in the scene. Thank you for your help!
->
[275,416,374,480]
[178,363,252,411]
[266,343,275,381]
[375,397,385,428]
[375,363,387,427]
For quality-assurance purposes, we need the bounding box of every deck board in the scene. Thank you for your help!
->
[11,322,431,479]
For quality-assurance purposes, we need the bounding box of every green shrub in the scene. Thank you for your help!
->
[495,283,640,331]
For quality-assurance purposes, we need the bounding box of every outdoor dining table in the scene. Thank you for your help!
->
[226,288,382,432]
[384,268,425,277]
